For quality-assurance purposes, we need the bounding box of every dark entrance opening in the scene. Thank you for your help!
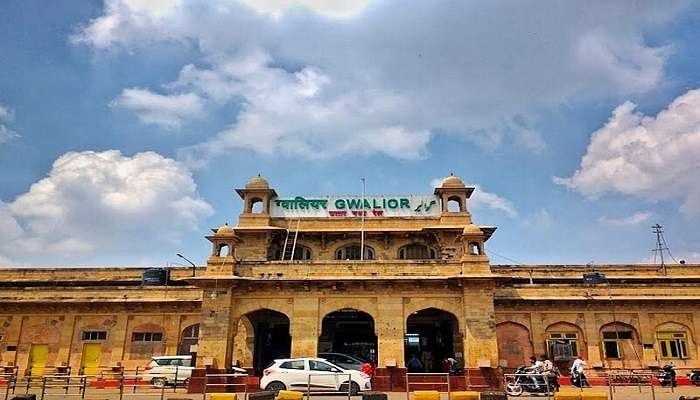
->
[246,309,291,375]
[405,308,459,372]
[318,309,377,365]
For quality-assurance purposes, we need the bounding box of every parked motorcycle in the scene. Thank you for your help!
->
[688,370,700,386]
[657,363,676,387]
[505,366,557,397]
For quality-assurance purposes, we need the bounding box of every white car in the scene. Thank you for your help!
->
[144,355,194,387]
[261,358,371,394]
[144,355,247,387]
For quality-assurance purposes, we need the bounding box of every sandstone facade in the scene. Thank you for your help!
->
[0,175,698,383]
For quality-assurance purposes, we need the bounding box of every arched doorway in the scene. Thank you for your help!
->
[405,308,460,372]
[245,309,291,375]
[178,324,199,364]
[318,309,377,365]
[496,322,533,370]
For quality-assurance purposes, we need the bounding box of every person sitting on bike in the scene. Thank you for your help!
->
[525,356,544,390]
[540,354,558,391]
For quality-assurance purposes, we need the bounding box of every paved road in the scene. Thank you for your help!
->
[5,387,700,400]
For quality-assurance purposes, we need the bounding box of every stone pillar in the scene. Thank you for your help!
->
[163,314,181,355]
[290,298,319,357]
[530,312,547,357]
[56,314,77,368]
[462,282,498,367]
[637,312,655,367]
[582,312,602,367]
[376,297,405,368]
[109,314,129,365]
[196,286,234,368]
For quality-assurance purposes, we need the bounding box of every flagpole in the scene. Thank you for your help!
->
[361,177,365,261]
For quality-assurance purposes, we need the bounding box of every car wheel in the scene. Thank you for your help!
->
[182,378,190,387]
[340,381,361,395]
[151,377,167,388]
[265,381,286,393]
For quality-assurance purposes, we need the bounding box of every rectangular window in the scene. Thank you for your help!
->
[603,340,621,359]
[547,332,579,361]
[280,360,305,370]
[81,331,107,341]
[131,332,163,342]
[602,331,633,340]
[657,332,689,359]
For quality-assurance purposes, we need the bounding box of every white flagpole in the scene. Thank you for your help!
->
[361,177,365,260]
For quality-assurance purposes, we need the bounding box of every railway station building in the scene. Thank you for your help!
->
[0,175,698,388]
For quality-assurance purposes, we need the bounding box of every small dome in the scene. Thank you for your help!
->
[245,174,270,189]
[441,174,465,188]
[215,223,235,236]
[462,224,482,235]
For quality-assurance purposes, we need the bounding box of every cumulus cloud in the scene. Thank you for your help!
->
[599,211,652,226]
[111,88,205,128]
[74,0,682,162]
[238,0,372,19]
[555,88,700,216]
[430,178,517,218]
[0,150,213,265]
[0,102,18,144]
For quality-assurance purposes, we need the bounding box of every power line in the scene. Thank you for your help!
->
[488,249,524,265]
[652,223,678,275]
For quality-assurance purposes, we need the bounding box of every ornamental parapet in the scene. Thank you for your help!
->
[234,259,468,279]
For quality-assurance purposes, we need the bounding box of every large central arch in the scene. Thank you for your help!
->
[405,308,460,372]
[318,308,377,364]
[244,309,291,375]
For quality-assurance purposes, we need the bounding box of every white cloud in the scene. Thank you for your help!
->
[110,88,205,128]
[0,150,213,265]
[0,102,18,144]
[599,211,652,226]
[555,88,700,217]
[430,178,517,218]
[525,208,554,228]
[239,0,371,19]
[74,0,682,162]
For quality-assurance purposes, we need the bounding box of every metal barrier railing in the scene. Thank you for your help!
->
[2,373,16,400]
[405,373,451,400]
[606,370,658,400]
[305,372,353,400]
[202,373,248,400]
[503,373,553,400]
[38,375,88,399]
[118,374,167,400]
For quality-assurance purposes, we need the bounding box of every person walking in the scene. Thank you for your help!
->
[570,355,590,387]
[407,354,424,373]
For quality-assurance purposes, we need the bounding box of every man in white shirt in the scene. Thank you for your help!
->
[570,355,590,387]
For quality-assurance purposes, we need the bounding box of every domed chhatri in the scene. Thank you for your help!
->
[215,223,235,236]
[245,174,270,189]
[461,223,482,235]
[441,173,465,188]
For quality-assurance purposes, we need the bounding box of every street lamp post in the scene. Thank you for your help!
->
[177,253,197,277]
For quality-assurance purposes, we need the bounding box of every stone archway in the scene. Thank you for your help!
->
[318,308,378,365]
[243,309,291,376]
[405,308,460,372]
[496,321,533,369]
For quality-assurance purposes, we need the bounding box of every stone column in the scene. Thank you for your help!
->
[582,312,602,367]
[290,298,319,357]
[376,297,405,368]
[109,314,129,366]
[56,314,77,368]
[462,282,498,367]
[196,287,234,368]
[530,312,547,357]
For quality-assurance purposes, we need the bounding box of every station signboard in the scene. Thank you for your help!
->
[270,195,441,218]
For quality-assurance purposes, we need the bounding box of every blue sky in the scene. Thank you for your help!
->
[1,0,699,267]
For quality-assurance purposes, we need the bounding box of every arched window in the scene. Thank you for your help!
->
[399,244,436,259]
[469,242,481,256]
[251,198,263,213]
[275,245,313,261]
[336,244,374,260]
[447,196,462,212]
